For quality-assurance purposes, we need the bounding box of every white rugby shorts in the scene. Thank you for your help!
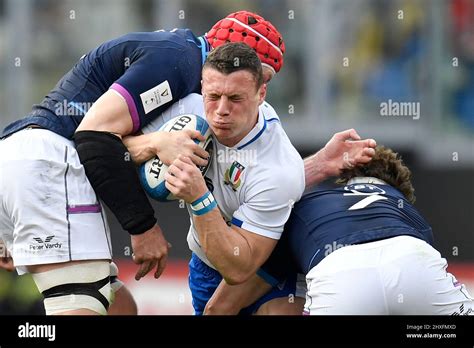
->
[304,235,473,315]
[0,128,112,274]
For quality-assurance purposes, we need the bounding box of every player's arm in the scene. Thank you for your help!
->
[121,94,209,165]
[122,129,208,165]
[192,209,277,285]
[73,57,181,280]
[165,155,297,284]
[73,90,171,281]
[205,275,272,315]
[204,223,294,314]
[73,54,205,280]
[305,129,377,188]
[76,91,208,166]
[76,90,134,136]
[174,166,276,283]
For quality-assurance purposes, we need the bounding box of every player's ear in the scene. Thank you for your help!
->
[258,83,267,105]
[262,66,275,83]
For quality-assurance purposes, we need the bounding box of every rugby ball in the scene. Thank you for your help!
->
[139,114,213,202]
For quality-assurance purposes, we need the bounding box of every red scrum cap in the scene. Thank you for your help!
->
[206,11,285,73]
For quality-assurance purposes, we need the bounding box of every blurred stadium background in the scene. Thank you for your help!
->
[0,0,472,315]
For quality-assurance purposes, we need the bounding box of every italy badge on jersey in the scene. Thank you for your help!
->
[224,161,245,191]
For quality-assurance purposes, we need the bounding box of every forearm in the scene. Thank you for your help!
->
[205,276,272,315]
[122,132,163,164]
[204,280,245,315]
[194,210,254,284]
[74,131,156,235]
[304,149,336,189]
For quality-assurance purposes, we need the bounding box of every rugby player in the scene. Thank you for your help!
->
[204,146,474,315]
[0,11,287,315]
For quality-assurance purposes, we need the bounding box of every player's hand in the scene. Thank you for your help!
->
[130,225,171,281]
[164,155,209,203]
[156,130,209,167]
[0,257,14,272]
[0,241,14,272]
[321,129,376,176]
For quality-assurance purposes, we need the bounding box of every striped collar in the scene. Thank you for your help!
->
[235,110,267,150]
[197,36,211,66]
[347,177,388,185]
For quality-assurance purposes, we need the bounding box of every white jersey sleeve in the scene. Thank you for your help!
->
[231,117,305,240]
[232,168,304,240]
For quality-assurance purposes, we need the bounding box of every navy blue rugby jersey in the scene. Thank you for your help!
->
[258,179,434,285]
[2,29,210,139]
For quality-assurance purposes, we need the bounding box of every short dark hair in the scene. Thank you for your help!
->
[203,42,264,89]
[336,146,416,204]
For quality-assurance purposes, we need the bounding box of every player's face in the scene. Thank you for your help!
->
[202,68,266,147]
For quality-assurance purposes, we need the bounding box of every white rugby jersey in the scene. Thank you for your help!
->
[143,93,305,268]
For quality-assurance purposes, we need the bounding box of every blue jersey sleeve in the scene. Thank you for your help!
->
[110,39,202,133]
